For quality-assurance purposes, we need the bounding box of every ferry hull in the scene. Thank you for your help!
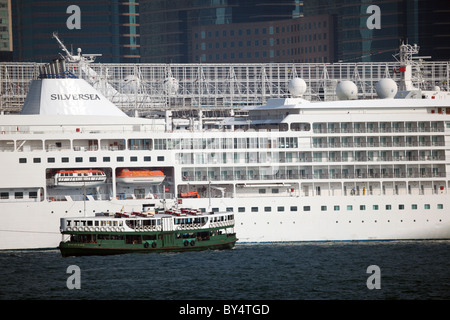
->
[58,240,236,257]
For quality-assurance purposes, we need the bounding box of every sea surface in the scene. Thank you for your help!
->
[0,241,449,301]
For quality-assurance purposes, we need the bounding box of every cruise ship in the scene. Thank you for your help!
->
[1,43,450,250]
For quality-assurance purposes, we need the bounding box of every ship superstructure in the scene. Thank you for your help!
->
[0,43,449,249]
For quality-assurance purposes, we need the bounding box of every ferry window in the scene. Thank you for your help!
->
[117,156,124,162]
[19,158,27,163]
[144,156,151,162]
[373,205,379,210]
[33,158,41,163]
[272,188,279,194]
[76,157,83,163]
[437,204,443,209]
[102,157,110,162]
[29,192,37,199]
[62,157,69,163]
[89,157,97,162]
[290,206,298,212]
[334,205,340,211]
[238,207,245,212]
[360,205,366,211]
[130,156,138,162]
[47,158,55,163]
[424,204,430,210]
[264,207,271,212]
[277,206,285,212]
[157,156,164,161]
[0,192,9,199]
[258,189,266,194]
[399,204,405,210]
[15,192,23,199]
[411,204,417,210]
[386,205,392,210]
[321,206,327,211]
[347,205,353,211]
[251,207,258,212]
[303,206,311,211]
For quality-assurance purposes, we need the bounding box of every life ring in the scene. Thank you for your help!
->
[144,242,149,248]
[190,240,195,246]
[184,240,189,247]
[152,242,157,248]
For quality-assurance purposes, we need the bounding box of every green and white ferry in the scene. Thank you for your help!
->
[58,209,237,257]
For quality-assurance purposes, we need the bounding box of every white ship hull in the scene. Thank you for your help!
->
[1,194,449,250]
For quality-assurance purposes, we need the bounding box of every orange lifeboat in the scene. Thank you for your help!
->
[179,191,200,198]
[116,169,165,185]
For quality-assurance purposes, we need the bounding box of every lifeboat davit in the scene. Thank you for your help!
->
[116,169,165,185]
[54,169,107,188]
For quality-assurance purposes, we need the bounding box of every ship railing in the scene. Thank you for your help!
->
[48,194,112,202]
[116,192,174,200]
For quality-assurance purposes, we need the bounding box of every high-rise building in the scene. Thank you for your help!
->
[0,0,12,61]
[11,0,139,62]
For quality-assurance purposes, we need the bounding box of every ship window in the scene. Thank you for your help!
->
[251,207,258,212]
[89,157,97,162]
[321,206,327,211]
[47,158,55,163]
[424,204,430,209]
[29,192,37,199]
[157,156,164,161]
[15,192,23,199]
[0,192,9,199]
[411,204,417,210]
[360,205,366,211]
[130,156,138,162]
[334,205,340,211]
[19,158,26,163]
[347,205,352,211]
[76,157,83,163]
[258,189,266,194]
[264,207,271,212]
[62,157,69,163]
[399,204,405,210]
[238,207,245,212]
[277,206,284,212]
[144,156,151,162]
[303,206,311,211]
[33,158,41,163]
[373,205,379,210]
[386,205,392,210]
[437,204,443,209]
[272,188,279,194]
[103,157,110,162]
[117,157,124,162]
[290,206,297,212]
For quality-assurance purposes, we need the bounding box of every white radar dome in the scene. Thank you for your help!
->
[288,78,307,97]
[336,81,358,100]
[376,78,398,99]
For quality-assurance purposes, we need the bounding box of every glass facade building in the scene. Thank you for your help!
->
[11,0,139,62]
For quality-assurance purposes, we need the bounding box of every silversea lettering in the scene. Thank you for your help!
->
[50,94,101,100]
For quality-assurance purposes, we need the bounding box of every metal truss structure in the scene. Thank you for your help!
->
[1,60,449,113]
